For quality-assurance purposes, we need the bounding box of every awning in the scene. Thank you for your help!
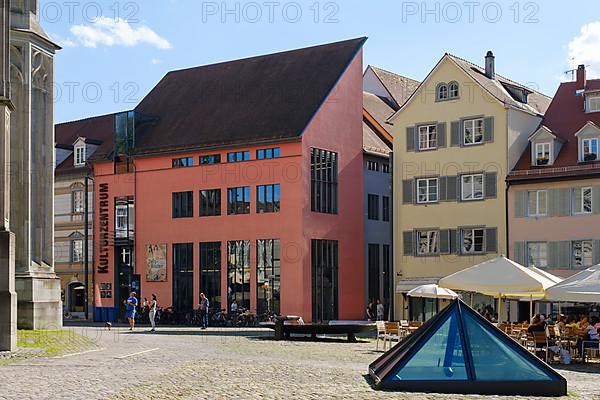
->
[396,278,439,294]
[407,284,458,300]
[545,264,600,303]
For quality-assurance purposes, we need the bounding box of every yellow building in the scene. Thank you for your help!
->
[389,52,551,320]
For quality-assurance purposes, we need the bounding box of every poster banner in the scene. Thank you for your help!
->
[146,244,167,282]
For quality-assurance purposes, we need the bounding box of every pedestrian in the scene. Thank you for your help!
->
[124,291,138,331]
[376,299,385,321]
[148,294,158,332]
[199,292,209,330]
[366,300,375,321]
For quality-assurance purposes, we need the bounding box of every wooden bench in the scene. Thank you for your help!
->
[262,317,375,342]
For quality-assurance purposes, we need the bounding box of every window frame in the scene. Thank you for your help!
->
[461,174,485,201]
[256,184,281,214]
[418,124,437,151]
[367,194,379,220]
[581,138,599,162]
[71,239,83,263]
[461,228,485,254]
[172,191,194,219]
[416,178,439,204]
[448,81,459,99]
[526,242,548,268]
[463,118,485,146]
[572,240,593,269]
[310,148,338,214]
[72,189,85,214]
[527,190,548,217]
[199,189,221,217]
[416,230,440,256]
[257,147,280,160]
[227,151,250,163]
[172,157,194,168]
[436,83,448,101]
[227,186,251,215]
[572,187,593,215]
[586,94,600,113]
[382,196,390,222]
[200,154,221,165]
[74,145,86,166]
[534,142,552,166]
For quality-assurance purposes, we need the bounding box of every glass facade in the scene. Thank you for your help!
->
[199,189,221,217]
[256,239,281,315]
[172,243,194,312]
[311,148,338,214]
[256,184,280,213]
[227,240,251,310]
[227,187,251,215]
[311,239,338,322]
[200,242,221,311]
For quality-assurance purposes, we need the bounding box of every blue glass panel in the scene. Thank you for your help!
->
[392,311,468,381]
[463,311,554,381]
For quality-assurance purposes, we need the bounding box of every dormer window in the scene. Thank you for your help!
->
[586,94,600,113]
[535,143,551,166]
[74,145,86,166]
[582,138,598,162]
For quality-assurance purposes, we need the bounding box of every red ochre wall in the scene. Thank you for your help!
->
[93,49,365,322]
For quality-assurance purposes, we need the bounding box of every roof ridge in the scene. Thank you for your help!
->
[56,112,117,126]
[167,37,367,76]
[369,65,420,84]
[445,53,552,99]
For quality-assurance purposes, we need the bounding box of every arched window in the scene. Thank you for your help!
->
[437,83,448,101]
[449,81,459,98]
[70,182,85,214]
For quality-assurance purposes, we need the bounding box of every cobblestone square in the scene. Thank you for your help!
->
[0,327,599,400]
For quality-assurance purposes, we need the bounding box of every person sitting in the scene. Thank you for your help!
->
[577,317,599,359]
[556,314,567,333]
[528,314,546,334]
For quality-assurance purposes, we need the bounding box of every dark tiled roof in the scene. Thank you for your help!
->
[133,37,367,155]
[54,113,116,175]
[363,92,395,128]
[363,121,391,157]
[447,54,552,115]
[509,79,600,181]
[369,66,420,108]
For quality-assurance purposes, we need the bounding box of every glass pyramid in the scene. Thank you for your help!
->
[369,299,566,396]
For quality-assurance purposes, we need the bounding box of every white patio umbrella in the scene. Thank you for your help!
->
[407,284,458,300]
[545,264,600,303]
[438,256,557,320]
[530,267,563,285]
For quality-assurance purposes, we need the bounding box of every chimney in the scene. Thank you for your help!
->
[485,51,495,80]
[576,64,586,91]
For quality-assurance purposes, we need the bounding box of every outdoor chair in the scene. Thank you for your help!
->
[384,322,401,349]
[582,341,600,362]
[527,330,549,363]
[375,321,386,351]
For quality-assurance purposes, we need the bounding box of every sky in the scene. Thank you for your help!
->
[43,0,600,123]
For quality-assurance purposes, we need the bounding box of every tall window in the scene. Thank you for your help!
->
[572,187,592,215]
[417,230,439,255]
[418,125,437,150]
[257,148,280,160]
[227,187,251,215]
[527,242,548,268]
[71,239,83,262]
[257,184,280,213]
[228,151,250,163]
[461,174,484,200]
[200,242,221,311]
[573,240,593,268]
[74,145,86,166]
[367,161,379,171]
[311,239,338,322]
[461,228,485,254]
[417,178,438,203]
[172,157,194,168]
[172,191,193,218]
[115,197,134,238]
[528,190,547,217]
[72,189,84,213]
[582,138,599,162]
[228,240,251,310]
[382,196,390,222]
[310,148,338,214]
[382,163,390,174]
[382,244,391,304]
[535,143,551,165]
[200,154,221,165]
[173,243,194,312]
[463,118,484,145]
[367,244,380,302]
[257,239,281,315]
[199,189,221,217]
[367,194,379,220]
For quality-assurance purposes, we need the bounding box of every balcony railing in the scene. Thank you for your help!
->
[510,163,600,177]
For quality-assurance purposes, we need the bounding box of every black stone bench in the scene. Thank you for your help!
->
[261,317,376,342]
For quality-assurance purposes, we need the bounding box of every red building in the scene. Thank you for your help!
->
[79,38,366,322]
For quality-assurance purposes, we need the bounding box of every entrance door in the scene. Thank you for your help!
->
[312,240,339,322]
[173,243,194,313]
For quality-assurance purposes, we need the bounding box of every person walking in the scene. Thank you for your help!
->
[148,294,158,332]
[199,293,210,330]
[376,299,385,321]
[124,291,138,331]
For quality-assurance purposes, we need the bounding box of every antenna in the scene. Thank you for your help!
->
[564,57,576,81]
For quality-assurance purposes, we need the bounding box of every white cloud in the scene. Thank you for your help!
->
[70,17,171,50]
[49,32,77,48]
[568,21,600,78]
[151,58,162,65]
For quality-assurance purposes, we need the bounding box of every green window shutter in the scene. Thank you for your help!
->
[439,229,450,254]
[547,189,558,217]
[402,179,414,204]
[403,231,414,256]
[514,190,527,218]
[593,186,600,214]
[484,172,497,199]
[485,228,498,254]
[439,177,447,201]
[437,122,447,148]
[450,121,460,146]
[446,176,457,200]
[513,241,525,264]
[558,241,571,268]
[557,188,571,217]
[593,240,600,265]
[406,126,416,151]
[484,116,494,143]
[449,229,458,254]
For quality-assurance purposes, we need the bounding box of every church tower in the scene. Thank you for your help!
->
[10,0,62,329]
